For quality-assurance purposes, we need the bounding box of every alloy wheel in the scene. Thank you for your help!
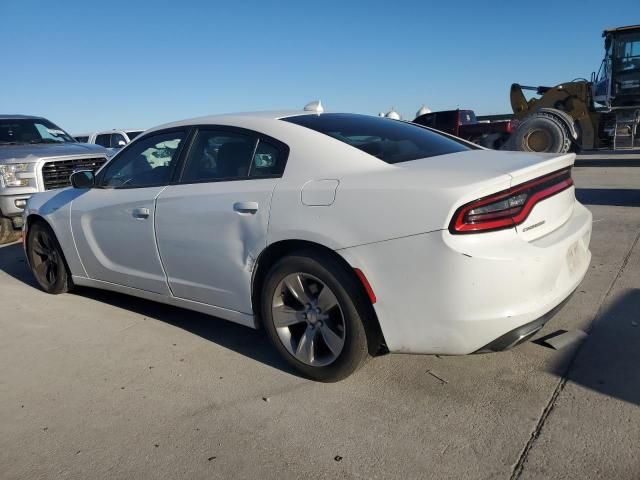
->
[31,230,61,287]
[271,273,346,367]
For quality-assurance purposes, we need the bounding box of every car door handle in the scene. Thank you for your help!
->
[233,201,259,214]
[132,207,150,219]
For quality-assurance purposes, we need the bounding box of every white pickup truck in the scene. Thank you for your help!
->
[74,129,144,153]
[0,115,108,243]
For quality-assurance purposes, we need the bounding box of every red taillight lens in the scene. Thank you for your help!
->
[450,168,573,234]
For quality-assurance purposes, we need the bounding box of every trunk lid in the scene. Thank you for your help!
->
[507,152,576,241]
[398,149,572,189]
[398,149,576,237]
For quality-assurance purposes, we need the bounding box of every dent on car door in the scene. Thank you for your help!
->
[70,129,187,294]
[155,128,288,313]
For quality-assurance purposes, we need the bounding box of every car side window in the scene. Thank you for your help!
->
[180,130,257,183]
[110,133,127,148]
[249,139,286,177]
[100,131,185,188]
[95,134,111,147]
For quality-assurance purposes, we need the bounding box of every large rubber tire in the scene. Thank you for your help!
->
[26,221,72,294]
[261,250,370,382]
[512,112,572,153]
[0,217,21,245]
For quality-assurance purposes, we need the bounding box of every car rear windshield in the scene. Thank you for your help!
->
[282,113,473,164]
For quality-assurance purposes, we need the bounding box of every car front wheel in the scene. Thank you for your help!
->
[261,250,370,382]
[27,221,72,294]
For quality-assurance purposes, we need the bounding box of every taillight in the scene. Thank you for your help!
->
[449,168,573,234]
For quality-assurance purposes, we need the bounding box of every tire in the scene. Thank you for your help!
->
[0,217,21,245]
[512,112,572,153]
[261,250,370,382]
[27,221,72,294]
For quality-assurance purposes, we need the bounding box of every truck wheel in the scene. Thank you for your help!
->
[0,217,21,245]
[512,112,571,153]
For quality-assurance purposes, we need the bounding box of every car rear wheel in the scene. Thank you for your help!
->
[261,250,370,382]
[27,222,72,294]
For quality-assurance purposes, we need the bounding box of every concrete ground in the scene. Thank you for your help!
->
[0,160,638,480]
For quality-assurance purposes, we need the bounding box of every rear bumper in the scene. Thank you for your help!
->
[338,201,592,355]
[474,289,575,352]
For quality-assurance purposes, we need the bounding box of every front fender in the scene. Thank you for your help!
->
[25,188,88,276]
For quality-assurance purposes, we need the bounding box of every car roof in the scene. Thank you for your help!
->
[148,110,311,132]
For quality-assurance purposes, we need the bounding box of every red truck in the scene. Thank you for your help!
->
[413,109,513,149]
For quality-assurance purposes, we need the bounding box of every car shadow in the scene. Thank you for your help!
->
[575,188,640,207]
[0,242,301,379]
[0,241,38,286]
[546,288,640,406]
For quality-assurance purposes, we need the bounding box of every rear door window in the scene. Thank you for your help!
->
[283,113,473,164]
[180,130,257,183]
[249,140,286,178]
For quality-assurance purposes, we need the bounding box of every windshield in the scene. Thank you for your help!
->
[283,113,473,164]
[614,32,640,73]
[0,118,76,145]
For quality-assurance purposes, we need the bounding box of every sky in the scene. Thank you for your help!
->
[1,0,638,133]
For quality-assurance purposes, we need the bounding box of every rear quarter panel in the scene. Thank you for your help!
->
[268,160,512,249]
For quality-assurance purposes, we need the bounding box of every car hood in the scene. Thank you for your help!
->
[0,143,108,163]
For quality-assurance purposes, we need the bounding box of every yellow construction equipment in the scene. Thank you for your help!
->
[508,25,640,152]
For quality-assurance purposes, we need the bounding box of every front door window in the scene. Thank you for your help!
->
[100,131,185,188]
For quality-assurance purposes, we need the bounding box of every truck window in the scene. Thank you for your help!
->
[459,111,477,125]
[110,133,127,148]
[95,134,111,148]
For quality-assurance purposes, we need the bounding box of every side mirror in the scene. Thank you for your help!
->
[70,170,95,189]
[117,140,127,147]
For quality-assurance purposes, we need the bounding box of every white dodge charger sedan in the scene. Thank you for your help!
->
[23,109,592,381]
